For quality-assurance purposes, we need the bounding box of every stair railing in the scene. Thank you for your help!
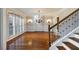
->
[48,8,79,47]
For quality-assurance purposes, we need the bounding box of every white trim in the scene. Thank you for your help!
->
[7,31,25,42]
[49,46,58,50]
[69,34,79,38]
[68,39,79,48]
[62,43,71,50]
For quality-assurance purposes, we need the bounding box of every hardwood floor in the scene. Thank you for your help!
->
[7,32,59,50]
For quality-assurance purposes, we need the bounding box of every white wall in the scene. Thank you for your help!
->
[2,8,7,49]
[0,8,2,49]
[26,18,53,32]
[26,23,48,32]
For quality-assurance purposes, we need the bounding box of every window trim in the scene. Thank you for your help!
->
[7,11,25,40]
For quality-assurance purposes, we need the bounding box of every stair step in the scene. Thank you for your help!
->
[69,37,79,43]
[63,42,79,50]
[57,46,66,50]
[75,33,79,35]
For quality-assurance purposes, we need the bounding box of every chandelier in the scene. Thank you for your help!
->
[27,10,52,25]
[34,10,43,23]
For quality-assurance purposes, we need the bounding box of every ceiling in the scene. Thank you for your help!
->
[18,8,63,16]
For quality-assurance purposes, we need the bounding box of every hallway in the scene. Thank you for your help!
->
[7,32,59,50]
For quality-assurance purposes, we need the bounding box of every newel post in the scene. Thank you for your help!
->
[48,24,51,47]
[57,17,59,32]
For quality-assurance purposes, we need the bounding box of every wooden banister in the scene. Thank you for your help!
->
[50,8,79,29]
[48,8,79,47]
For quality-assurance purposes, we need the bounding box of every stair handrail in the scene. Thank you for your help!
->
[48,8,79,47]
[50,8,79,29]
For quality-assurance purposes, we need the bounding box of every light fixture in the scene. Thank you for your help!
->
[34,10,43,23]
[27,19,33,23]
[27,10,53,24]
[46,19,52,25]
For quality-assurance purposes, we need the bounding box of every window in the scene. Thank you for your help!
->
[19,16,22,33]
[8,14,15,37]
[21,17,25,32]
[15,15,21,34]
[8,13,25,38]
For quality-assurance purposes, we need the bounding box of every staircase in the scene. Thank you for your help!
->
[57,32,79,50]
[48,9,79,50]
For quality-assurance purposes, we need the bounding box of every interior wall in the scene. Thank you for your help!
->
[0,8,2,49]
[26,18,53,32]
[26,22,48,32]
[2,8,7,49]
